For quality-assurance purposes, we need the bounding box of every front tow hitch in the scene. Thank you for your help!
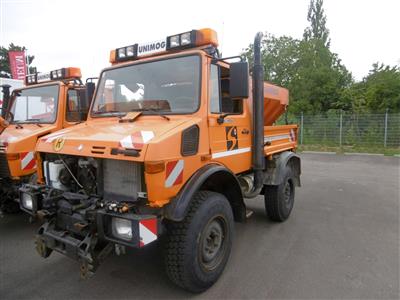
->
[79,242,114,279]
[36,220,114,279]
[35,235,52,258]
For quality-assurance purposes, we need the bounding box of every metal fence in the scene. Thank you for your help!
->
[283,111,400,148]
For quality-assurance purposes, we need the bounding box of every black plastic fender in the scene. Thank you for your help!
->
[264,151,301,186]
[164,163,246,222]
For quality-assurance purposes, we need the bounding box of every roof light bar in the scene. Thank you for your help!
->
[109,28,218,64]
[166,30,197,50]
[25,67,82,85]
[116,44,138,61]
[26,74,37,85]
[50,68,66,80]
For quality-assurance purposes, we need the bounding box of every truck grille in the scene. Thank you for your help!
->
[0,153,10,178]
[102,159,144,202]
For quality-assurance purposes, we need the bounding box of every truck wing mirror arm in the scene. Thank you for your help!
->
[217,113,233,124]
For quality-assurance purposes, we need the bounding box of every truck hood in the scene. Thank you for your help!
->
[0,124,57,152]
[36,118,190,160]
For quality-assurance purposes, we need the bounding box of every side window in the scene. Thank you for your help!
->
[210,64,243,114]
[66,90,81,122]
[210,64,221,113]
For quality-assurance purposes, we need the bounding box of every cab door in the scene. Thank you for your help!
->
[208,63,252,174]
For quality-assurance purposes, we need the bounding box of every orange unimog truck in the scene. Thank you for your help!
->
[0,68,95,213]
[21,29,300,292]
[0,116,7,134]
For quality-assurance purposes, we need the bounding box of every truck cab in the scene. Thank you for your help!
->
[0,68,93,213]
[21,29,300,292]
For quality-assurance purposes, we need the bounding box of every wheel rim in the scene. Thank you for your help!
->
[200,216,227,271]
[283,180,294,210]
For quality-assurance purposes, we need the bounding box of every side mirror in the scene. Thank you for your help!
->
[86,82,96,106]
[230,62,249,99]
[78,89,89,120]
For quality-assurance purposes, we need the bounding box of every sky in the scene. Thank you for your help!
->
[1,0,399,81]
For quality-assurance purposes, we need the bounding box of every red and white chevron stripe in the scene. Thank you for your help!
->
[165,160,184,188]
[20,151,36,171]
[289,129,296,142]
[139,218,157,247]
[120,130,154,149]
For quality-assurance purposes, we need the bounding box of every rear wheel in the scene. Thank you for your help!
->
[164,191,234,293]
[264,165,295,222]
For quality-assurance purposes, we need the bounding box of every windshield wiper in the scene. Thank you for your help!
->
[15,118,44,127]
[140,108,170,121]
[93,110,127,118]
[26,119,43,126]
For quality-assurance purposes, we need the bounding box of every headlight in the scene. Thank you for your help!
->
[112,217,132,240]
[169,35,180,48]
[126,45,135,57]
[117,48,126,59]
[21,193,33,210]
[180,32,191,46]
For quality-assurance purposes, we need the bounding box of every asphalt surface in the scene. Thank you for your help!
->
[0,153,399,299]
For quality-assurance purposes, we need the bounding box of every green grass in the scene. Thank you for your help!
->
[298,144,400,156]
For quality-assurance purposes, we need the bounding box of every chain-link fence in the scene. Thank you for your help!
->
[283,111,400,149]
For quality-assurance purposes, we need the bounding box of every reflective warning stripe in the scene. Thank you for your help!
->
[139,219,157,247]
[120,130,154,149]
[212,147,251,159]
[289,129,296,142]
[264,134,291,143]
[165,160,184,187]
[120,135,135,148]
[20,151,36,171]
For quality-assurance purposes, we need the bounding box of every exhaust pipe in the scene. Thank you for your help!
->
[244,32,264,198]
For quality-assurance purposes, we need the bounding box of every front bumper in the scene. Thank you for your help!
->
[36,208,160,277]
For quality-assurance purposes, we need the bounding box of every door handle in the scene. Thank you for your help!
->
[242,129,250,135]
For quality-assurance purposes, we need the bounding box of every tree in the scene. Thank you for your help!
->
[0,43,36,78]
[289,39,352,113]
[242,33,300,87]
[363,63,400,112]
[336,63,400,113]
[303,0,330,48]
[243,0,352,114]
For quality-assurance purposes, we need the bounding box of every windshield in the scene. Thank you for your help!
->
[10,85,59,123]
[92,55,200,116]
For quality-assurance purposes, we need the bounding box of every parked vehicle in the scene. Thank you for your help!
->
[21,29,300,292]
[0,68,95,213]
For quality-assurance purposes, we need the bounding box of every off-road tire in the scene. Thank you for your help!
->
[264,165,295,222]
[164,191,234,293]
[0,185,19,214]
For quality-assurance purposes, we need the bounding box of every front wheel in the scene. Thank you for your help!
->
[164,191,234,293]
